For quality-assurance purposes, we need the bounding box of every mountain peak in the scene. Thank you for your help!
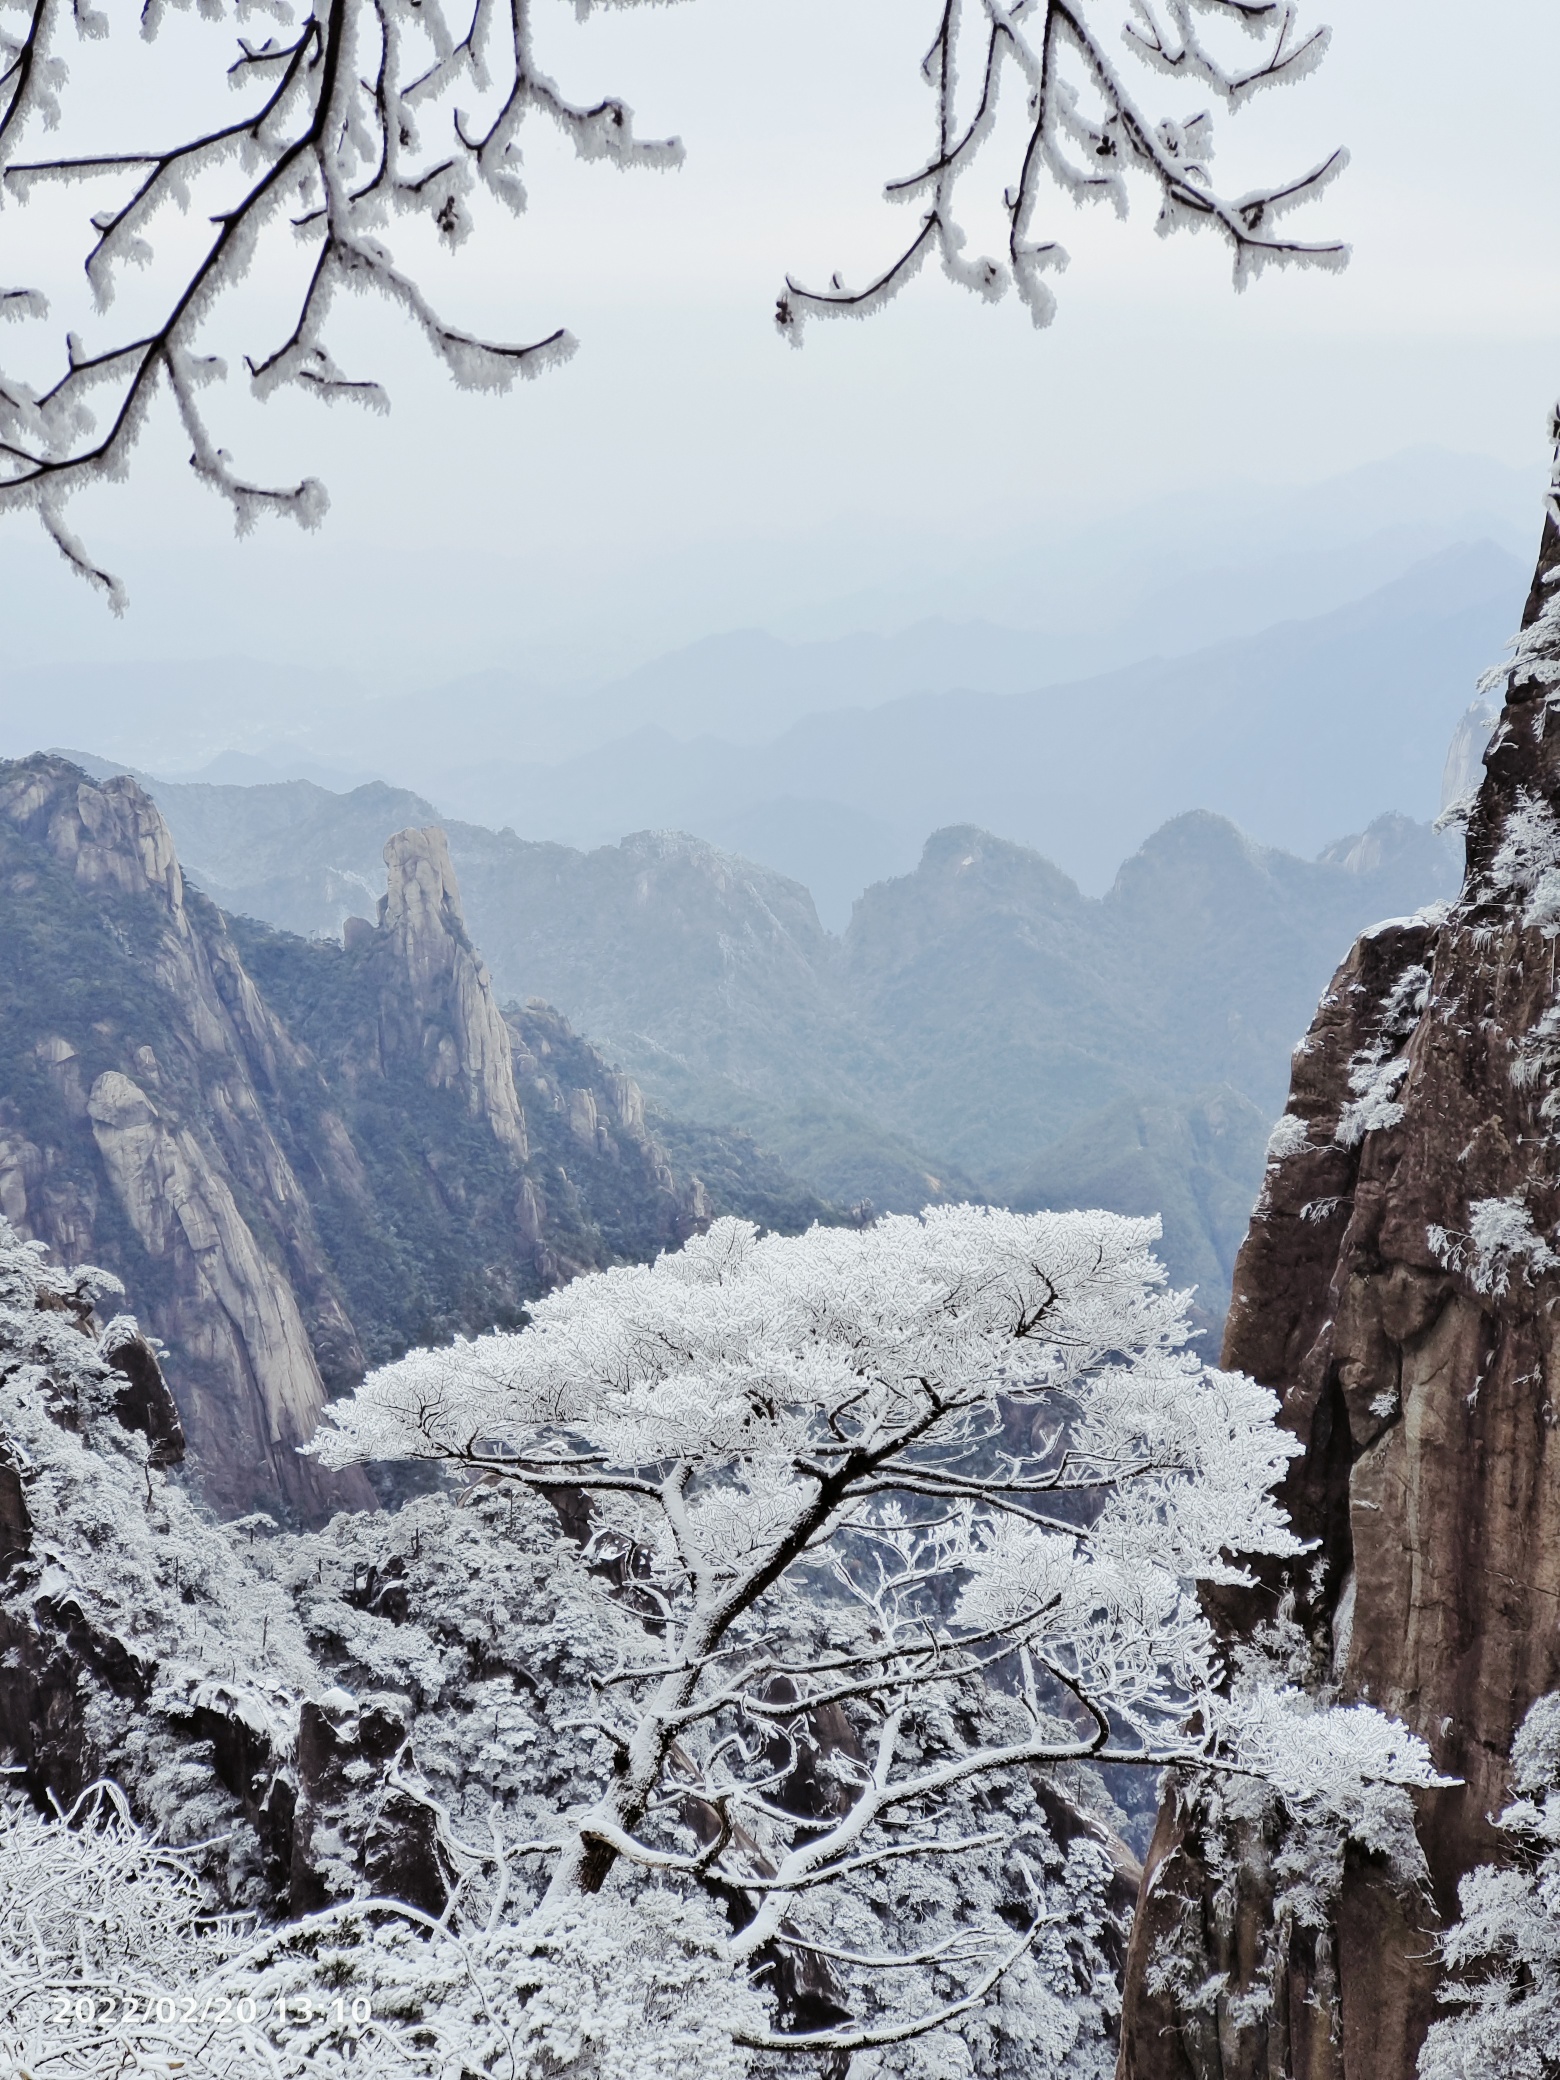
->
[375,826,529,1162]
[0,753,186,915]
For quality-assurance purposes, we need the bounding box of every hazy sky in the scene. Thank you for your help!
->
[2,0,1559,683]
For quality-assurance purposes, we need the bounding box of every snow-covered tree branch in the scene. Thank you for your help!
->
[0,0,1342,604]
[0,0,680,606]
[776,0,1346,340]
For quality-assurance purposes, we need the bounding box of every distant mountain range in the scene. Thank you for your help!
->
[9,447,1523,1340]
[58,752,1461,1341]
[0,444,1535,924]
[409,540,1517,924]
[0,438,1537,687]
[26,536,1519,929]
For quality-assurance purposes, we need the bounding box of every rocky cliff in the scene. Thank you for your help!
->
[0,758,822,1521]
[373,826,530,1163]
[0,758,368,1522]
[1118,511,1560,2075]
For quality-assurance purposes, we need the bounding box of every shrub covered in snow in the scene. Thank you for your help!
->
[1420,1693,1560,2080]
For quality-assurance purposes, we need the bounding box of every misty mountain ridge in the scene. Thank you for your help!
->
[61,749,1460,1339]
[350,539,1519,924]
[353,509,1526,766]
[0,444,1532,823]
[9,449,1515,1340]
[51,535,1514,932]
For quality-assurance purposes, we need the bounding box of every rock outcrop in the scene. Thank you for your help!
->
[374,826,529,1162]
[1118,509,1560,2076]
[0,759,364,1520]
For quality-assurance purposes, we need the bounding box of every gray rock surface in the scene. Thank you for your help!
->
[0,759,365,1519]
[376,825,529,1162]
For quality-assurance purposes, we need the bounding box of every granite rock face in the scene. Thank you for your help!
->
[0,759,360,1520]
[1119,512,1560,2076]
[375,826,529,1162]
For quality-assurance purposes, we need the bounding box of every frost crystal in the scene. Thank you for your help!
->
[1265,1114,1309,1164]
[1429,1198,1560,1298]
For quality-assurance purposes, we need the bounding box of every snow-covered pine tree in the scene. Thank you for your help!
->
[310,1204,1446,2070]
[0,0,1344,600]
[0,1204,1444,2074]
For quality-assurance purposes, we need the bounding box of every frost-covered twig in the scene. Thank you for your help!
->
[0,0,680,602]
[777,0,1346,340]
[1,0,1347,604]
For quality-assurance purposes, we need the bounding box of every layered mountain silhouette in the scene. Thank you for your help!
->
[59,757,1459,1340]
[8,524,1525,928]
[408,541,1517,921]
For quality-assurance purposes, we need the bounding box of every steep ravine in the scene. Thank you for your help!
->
[1118,510,1560,2075]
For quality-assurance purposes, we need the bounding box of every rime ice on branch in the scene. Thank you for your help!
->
[0,0,682,604]
[777,0,1347,340]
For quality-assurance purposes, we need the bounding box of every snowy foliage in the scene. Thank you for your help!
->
[0,1215,782,2079]
[0,1779,766,2079]
[1146,1603,1442,2038]
[0,1209,1445,2071]
[240,1483,621,1904]
[779,0,1346,340]
[1512,1001,1560,1121]
[1264,1112,1309,1164]
[1429,1197,1560,1300]
[0,1219,316,1901]
[1333,960,1430,1149]
[311,1206,1442,2061]
[1474,408,1560,726]
[1490,790,1560,936]
[1420,1693,1560,2080]
[1479,414,1560,718]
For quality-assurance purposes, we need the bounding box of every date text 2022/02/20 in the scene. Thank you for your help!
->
[45,1989,374,2031]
